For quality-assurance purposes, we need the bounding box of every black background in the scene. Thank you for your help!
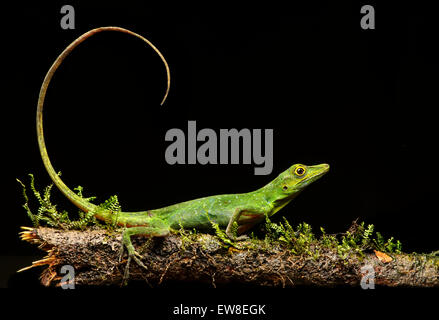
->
[1,0,438,311]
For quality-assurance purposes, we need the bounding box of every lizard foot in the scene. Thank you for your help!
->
[122,248,148,285]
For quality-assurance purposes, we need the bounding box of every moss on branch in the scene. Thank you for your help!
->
[17,175,439,287]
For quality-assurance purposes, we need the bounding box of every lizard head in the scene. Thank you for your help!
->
[263,163,329,216]
[278,163,329,195]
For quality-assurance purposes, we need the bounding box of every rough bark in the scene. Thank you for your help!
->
[19,226,439,288]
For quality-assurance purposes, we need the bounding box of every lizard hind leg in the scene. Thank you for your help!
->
[120,220,170,285]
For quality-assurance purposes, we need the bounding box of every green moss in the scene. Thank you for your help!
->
[17,174,119,230]
[173,222,198,252]
[263,215,319,258]
[205,213,237,248]
[261,216,403,259]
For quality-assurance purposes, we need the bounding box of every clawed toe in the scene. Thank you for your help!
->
[132,251,148,270]
[122,251,148,285]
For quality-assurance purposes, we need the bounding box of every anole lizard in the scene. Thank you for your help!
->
[36,26,329,278]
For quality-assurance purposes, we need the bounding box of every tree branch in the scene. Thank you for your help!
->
[18,226,439,287]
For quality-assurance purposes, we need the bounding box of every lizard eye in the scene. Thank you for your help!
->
[294,166,306,176]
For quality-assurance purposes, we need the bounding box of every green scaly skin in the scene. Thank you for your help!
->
[36,27,329,280]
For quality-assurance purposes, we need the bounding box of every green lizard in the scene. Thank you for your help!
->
[36,26,329,278]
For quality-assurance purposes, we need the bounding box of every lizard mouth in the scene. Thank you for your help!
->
[299,164,330,187]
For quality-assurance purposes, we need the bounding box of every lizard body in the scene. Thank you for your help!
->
[36,27,329,278]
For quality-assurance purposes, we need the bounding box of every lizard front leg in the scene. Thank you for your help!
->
[225,208,250,241]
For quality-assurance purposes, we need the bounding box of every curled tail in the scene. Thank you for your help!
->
[37,26,171,214]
